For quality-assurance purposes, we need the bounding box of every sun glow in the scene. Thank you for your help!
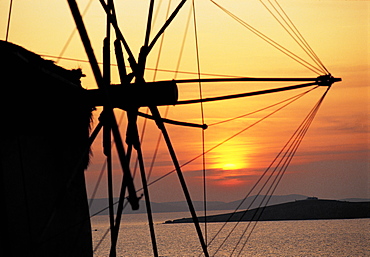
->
[203,139,262,187]
[222,163,238,170]
[213,155,248,171]
[209,142,252,170]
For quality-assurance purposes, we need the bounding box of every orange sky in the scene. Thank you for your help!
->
[1,0,368,202]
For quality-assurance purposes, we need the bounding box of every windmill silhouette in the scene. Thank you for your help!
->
[0,1,341,256]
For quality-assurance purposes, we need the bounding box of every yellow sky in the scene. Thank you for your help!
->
[0,0,368,202]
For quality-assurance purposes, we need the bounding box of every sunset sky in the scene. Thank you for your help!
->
[1,0,368,203]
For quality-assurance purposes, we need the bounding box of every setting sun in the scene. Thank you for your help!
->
[207,140,254,172]
[222,163,238,170]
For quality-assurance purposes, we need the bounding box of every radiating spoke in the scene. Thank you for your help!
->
[127,110,159,257]
[149,105,210,257]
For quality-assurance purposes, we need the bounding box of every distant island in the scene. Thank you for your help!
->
[88,194,370,219]
[165,198,370,223]
[89,194,314,215]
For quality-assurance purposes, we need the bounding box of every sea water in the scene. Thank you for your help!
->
[90,212,369,256]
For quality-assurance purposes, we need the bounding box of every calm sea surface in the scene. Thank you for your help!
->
[90,211,369,256]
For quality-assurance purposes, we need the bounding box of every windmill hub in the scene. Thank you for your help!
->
[316,74,341,86]
[86,80,178,109]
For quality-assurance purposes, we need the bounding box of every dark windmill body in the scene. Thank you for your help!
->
[0,40,93,256]
[0,40,178,256]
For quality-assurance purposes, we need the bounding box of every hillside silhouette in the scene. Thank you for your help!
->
[165,199,370,223]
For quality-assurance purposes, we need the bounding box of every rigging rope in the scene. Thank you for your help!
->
[259,0,328,75]
[198,87,318,255]
[269,0,330,74]
[191,0,208,244]
[206,87,331,256]
[177,82,318,105]
[5,0,13,41]
[235,87,330,256]
[42,54,241,78]
[232,114,313,255]
[209,0,325,75]
[208,86,317,126]
[56,0,94,64]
